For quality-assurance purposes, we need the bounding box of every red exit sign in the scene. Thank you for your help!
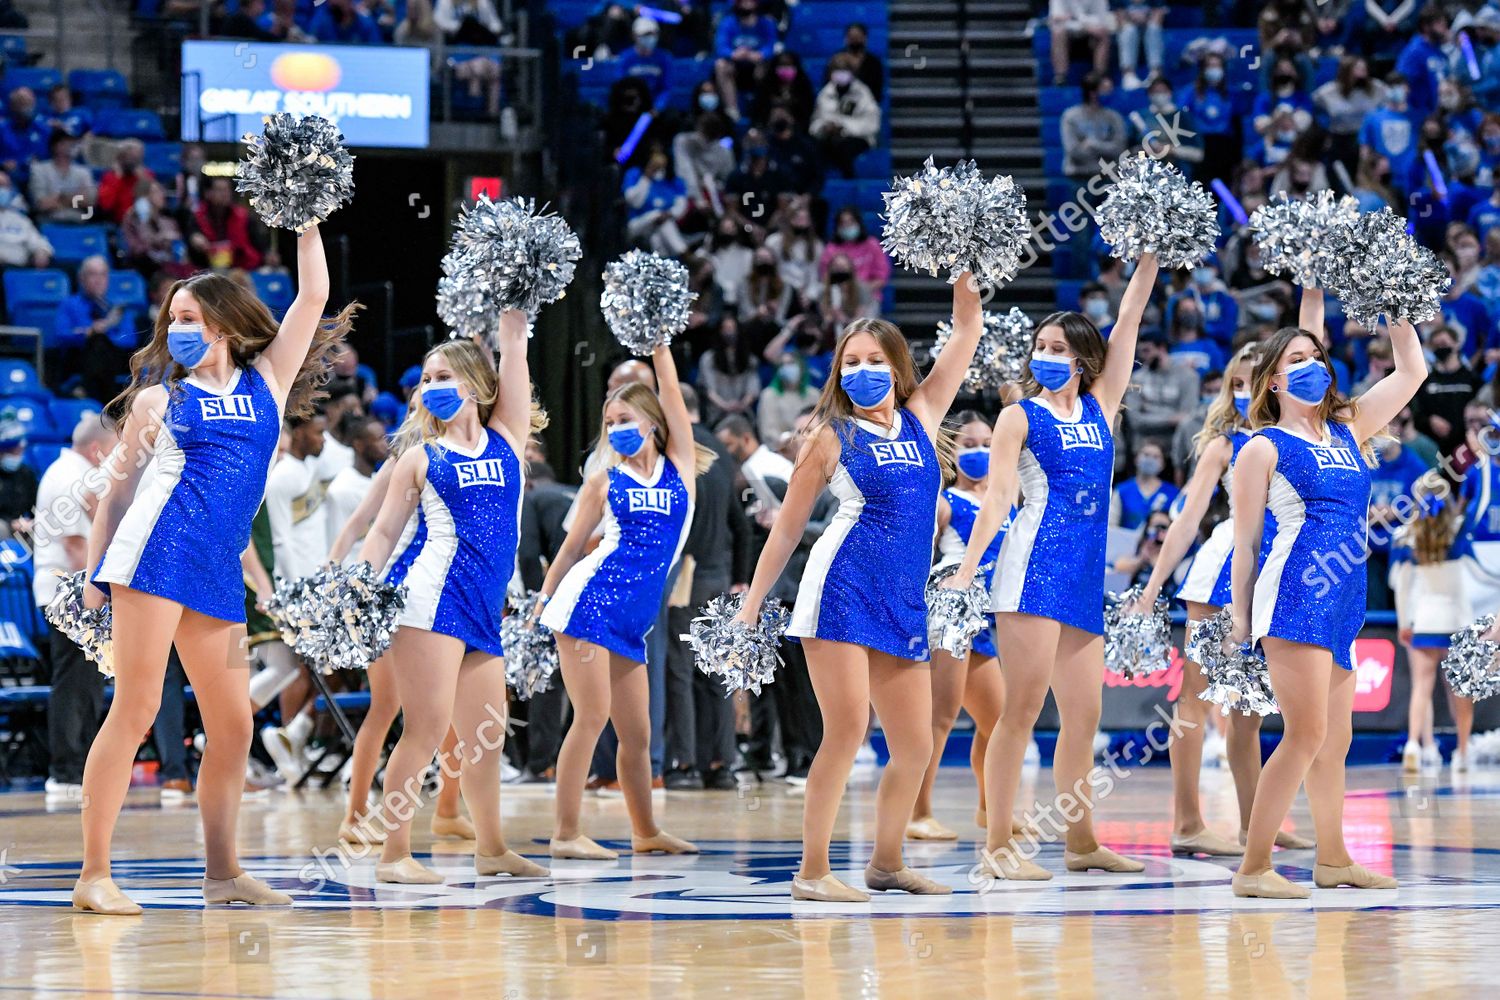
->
[468,176,503,202]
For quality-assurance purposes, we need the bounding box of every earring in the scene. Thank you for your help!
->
[1270,384,1278,393]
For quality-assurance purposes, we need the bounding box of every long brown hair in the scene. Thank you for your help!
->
[109,272,358,422]
[1248,325,1373,463]
[590,381,717,477]
[1193,341,1259,456]
[1016,311,1106,397]
[1402,471,1461,565]
[806,317,956,479]
[392,338,549,456]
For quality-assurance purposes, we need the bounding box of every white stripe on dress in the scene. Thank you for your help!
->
[787,462,865,638]
[992,447,1047,614]
[1251,470,1305,648]
[398,482,458,632]
[96,425,185,587]
[540,498,622,635]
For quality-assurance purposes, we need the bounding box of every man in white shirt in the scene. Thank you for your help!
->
[323,413,389,564]
[34,415,116,797]
[714,413,794,496]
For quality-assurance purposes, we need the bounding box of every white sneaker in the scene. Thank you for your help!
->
[1401,739,1421,774]
[1201,731,1227,769]
[1122,70,1143,90]
[1451,746,1470,773]
[1092,731,1110,758]
[1420,744,1441,770]
[260,725,305,783]
[502,759,523,784]
[44,777,83,800]
[1024,739,1041,765]
[245,757,283,790]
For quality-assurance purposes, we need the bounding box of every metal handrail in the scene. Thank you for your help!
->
[0,326,47,384]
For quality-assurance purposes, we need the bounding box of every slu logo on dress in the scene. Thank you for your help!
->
[199,396,255,421]
[456,459,507,488]
[628,488,673,514]
[1057,423,1104,450]
[870,440,923,466]
[1311,446,1359,472]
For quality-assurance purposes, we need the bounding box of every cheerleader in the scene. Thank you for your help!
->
[538,345,713,860]
[1229,317,1425,897]
[78,227,351,914]
[1130,336,1314,855]
[732,277,983,903]
[945,252,1160,881]
[908,408,1013,842]
[1392,473,1476,773]
[355,311,547,884]
[325,462,475,846]
[1459,399,1500,616]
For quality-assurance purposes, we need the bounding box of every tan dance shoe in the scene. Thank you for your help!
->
[906,816,959,841]
[1064,846,1146,873]
[864,863,953,894]
[632,831,699,855]
[549,835,619,861]
[978,846,1052,881]
[71,877,142,916]
[791,873,870,902]
[1313,863,1397,889]
[475,850,550,878]
[374,856,444,884]
[1170,829,1245,857]
[1231,869,1311,899]
[429,813,476,840]
[202,874,293,905]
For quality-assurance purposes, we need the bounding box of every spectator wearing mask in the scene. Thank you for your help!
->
[1253,105,1304,168]
[1124,330,1201,441]
[121,178,186,277]
[754,52,815,130]
[191,175,263,270]
[757,350,819,443]
[697,315,761,423]
[54,255,140,400]
[603,77,670,163]
[1413,326,1481,457]
[620,16,672,109]
[764,106,822,195]
[28,131,95,223]
[820,207,890,303]
[1472,10,1500,110]
[1252,59,1314,136]
[699,217,753,309]
[1177,52,1236,182]
[173,142,206,218]
[0,170,51,267]
[1268,134,1331,194]
[1061,72,1127,177]
[689,79,726,118]
[713,0,778,122]
[623,145,688,255]
[35,416,119,798]
[1115,0,1166,90]
[44,83,92,138]
[838,22,884,101]
[819,251,875,322]
[1165,296,1226,377]
[765,201,822,301]
[1366,415,1433,603]
[1049,0,1113,85]
[0,417,36,534]
[1352,335,1394,395]
[724,132,792,228]
[310,0,383,43]
[1361,74,1419,199]
[1395,5,1451,121]
[1314,56,1388,176]
[740,245,794,325]
[0,88,46,186]
[1078,282,1115,336]
[1112,509,1172,587]
[97,139,154,225]
[1127,78,1203,175]
[809,53,881,179]
[672,110,734,218]
[1168,257,1238,346]
[1351,148,1399,211]
[1110,441,1178,530]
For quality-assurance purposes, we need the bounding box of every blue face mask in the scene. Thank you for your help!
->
[0,452,21,473]
[1280,358,1332,405]
[956,446,990,480]
[1233,390,1251,419]
[422,382,466,421]
[1029,351,1077,391]
[698,92,720,111]
[608,422,647,457]
[840,363,893,408]
[167,323,213,369]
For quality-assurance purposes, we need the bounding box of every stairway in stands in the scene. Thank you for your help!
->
[16,0,130,74]
[887,0,1052,332]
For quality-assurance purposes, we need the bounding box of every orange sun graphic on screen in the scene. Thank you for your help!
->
[269,52,342,92]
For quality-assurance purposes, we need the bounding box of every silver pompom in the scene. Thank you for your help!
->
[600,250,697,355]
[267,563,406,673]
[42,571,114,677]
[502,592,560,700]
[880,158,1030,286]
[679,593,790,695]
[1102,586,1172,679]
[1095,152,1220,268]
[933,306,1033,391]
[441,195,582,321]
[1316,207,1450,327]
[235,113,354,233]
[925,563,993,658]
[1248,190,1360,288]
[1441,615,1500,701]
[1187,607,1279,717]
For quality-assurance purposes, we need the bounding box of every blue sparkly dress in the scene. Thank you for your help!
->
[382,511,427,588]
[991,393,1114,635]
[397,430,523,657]
[1177,428,1275,608]
[95,368,280,623]
[788,409,940,659]
[1251,421,1370,671]
[541,455,693,662]
[936,487,1009,659]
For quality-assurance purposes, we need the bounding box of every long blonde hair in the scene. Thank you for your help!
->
[391,339,547,455]
[806,317,956,480]
[1403,472,1462,565]
[1193,341,1259,456]
[1248,325,1373,464]
[110,271,358,422]
[589,381,717,477]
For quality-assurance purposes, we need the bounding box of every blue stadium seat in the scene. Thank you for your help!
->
[0,360,42,397]
[1041,115,1061,147]
[93,107,166,140]
[548,0,596,29]
[251,271,293,312]
[107,270,146,307]
[823,178,886,215]
[48,398,103,436]
[3,269,69,313]
[1043,147,1066,177]
[0,35,25,61]
[2,66,61,98]
[143,141,182,179]
[1056,279,1085,312]
[850,146,891,180]
[24,443,61,475]
[5,398,57,442]
[8,303,59,334]
[39,224,110,266]
[68,69,129,110]
[1040,87,1080,115]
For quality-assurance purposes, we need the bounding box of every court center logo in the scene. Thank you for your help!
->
[6,840,1500,918]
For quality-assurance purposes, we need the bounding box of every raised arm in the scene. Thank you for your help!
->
[1229,436,1275,643]
[652,345,698,475]
[1297,284,1324,338]
[489,308,534,444]
[1134,435,1232,607]
[1094,251,1160,418]
[907,272,983,433]
[948,404,1026,587]
[85,387,164,604]
[327,459,395,564]
[260,226,331,400]
[1351,318,1428,442]
[734,427,838,624]
[356,448,425,575]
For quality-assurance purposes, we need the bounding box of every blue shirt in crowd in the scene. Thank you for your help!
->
[1369,443,1430,553]
[309,6,382,45]
[716,15,777,61]
[619,46,674,105]
[1114,478,1178,531]
[1360,108,1418,194]
[1395,34,1449,119]
[622,167,685,221]
[1175,85,1233,136]
[53,294,140,352]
